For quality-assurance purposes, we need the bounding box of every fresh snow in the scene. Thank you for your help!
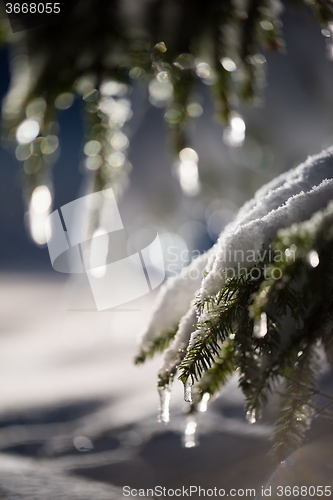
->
[137,248,214,355]
[200,148,333,299]
[138,147,333,374]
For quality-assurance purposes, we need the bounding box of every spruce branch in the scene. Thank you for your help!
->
[251,201,333,324]
[239,0,283,101]
[306,0,333,24]
[179,273,262,387]
[196,340,236,397]
[150,202,333,456]
[134,327,178,365]
[210,0,238,121]
[271,342,320,462]
[3,0,333,221]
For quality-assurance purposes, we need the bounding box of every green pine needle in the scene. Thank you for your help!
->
[271,342,320,462]
[134,327,178,365]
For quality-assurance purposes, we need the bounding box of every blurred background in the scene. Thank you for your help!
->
[1,2,333,498]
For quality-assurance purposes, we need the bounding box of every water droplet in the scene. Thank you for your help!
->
[183,416,197,448]
[100,80,128,97]
[83,88,99,102]
[16,119,40,144]
[158,386,171,423]
[223,114,246,147]
[285,246,296,260]
[253,312,267,338]
[84,140,101,157]
[253,54,266,65]
[149,79,173,107]
[55,92,74,110]
[154,42,167,53]
[179,148,198,163]
[40,135,59,155]
[156,71,170,83]
[186,102,203,118]
[221,57,237,72]
[322,28,330,38]
[110,132,129,151]
[199,392,211,413]
[31,185,52,214]
[73,436,94,452]
[246,409,256,424]
[108,151,125,168]
[195,61,217,84]
[164,107,183,124]
[85,155,103,171]
[307,250,319,268]
[196,62,211,79]
[107,99,132,126]
[129,67,145,79]
[15,143,32,161]
[260,20,274,31]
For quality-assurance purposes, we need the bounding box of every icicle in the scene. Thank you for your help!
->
[307,250,319,268]
[184,379,193,403]
[157,386,171,424]
[246,409,256,424]
[183,416,198,448]
[253,312,267,338]
[198,392,211,413]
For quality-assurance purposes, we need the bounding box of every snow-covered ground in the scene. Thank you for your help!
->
[0,273,332,499]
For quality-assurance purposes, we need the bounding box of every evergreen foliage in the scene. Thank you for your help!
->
[134,327,178,365]
[139,201,333,460]
[1,0,333,226]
